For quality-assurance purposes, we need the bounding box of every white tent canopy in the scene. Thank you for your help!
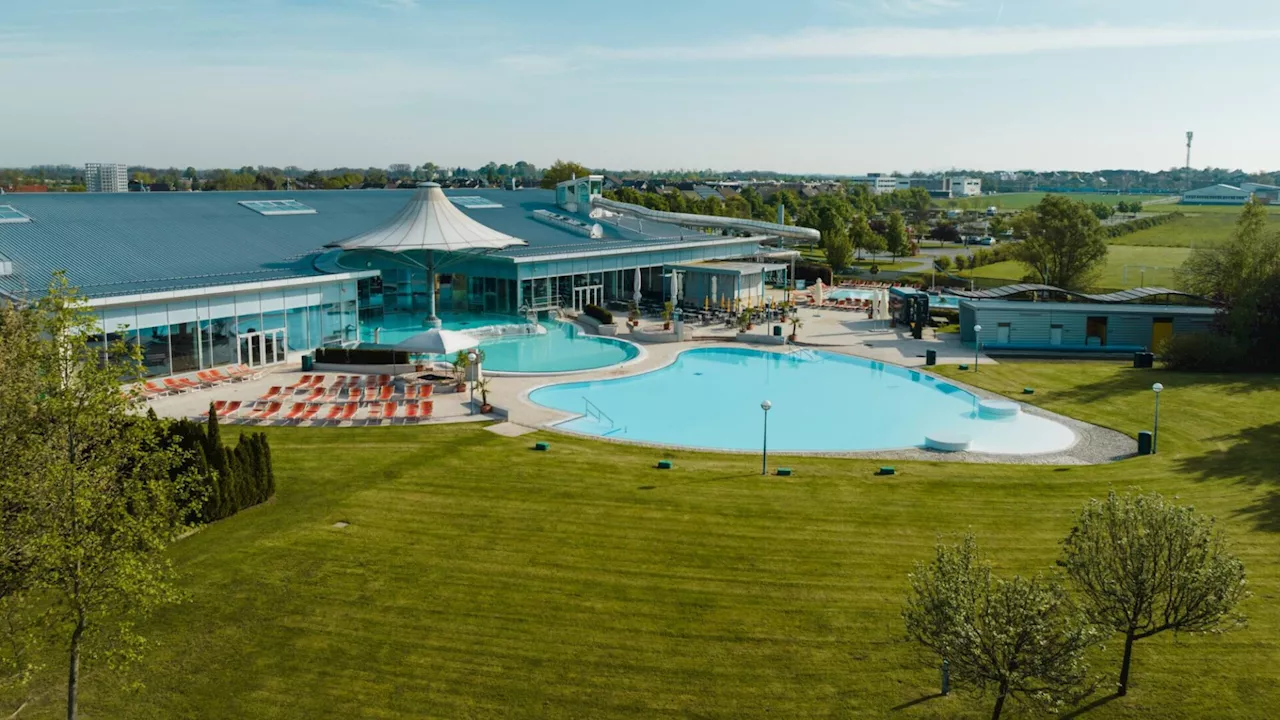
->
[327,183,526,253]
[393,328,479,355]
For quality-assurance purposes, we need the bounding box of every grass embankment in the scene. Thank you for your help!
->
[958,245,1192,289]
[942,192,1164,212]
[19,364,1280,719]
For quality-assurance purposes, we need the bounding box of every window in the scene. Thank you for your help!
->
[237,199,317,216]
[450,195,502,209]
[0,205,32,224]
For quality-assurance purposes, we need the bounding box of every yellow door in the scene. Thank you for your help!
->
[1151,318,1173,350]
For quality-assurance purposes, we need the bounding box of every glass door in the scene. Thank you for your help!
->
[238,329,288,368]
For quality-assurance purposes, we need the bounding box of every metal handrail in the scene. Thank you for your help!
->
[583,397,615,428]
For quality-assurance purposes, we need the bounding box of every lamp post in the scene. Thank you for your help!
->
[973,324,982,371]
[1152,382,1164,453]
[760,400,772,475]
[467,350,478,415]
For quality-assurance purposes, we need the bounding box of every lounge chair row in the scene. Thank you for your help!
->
[257,383,434,403]
[202,399,435,424]
[139,364,264,398]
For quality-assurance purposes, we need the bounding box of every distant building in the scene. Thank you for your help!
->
[1181,184,1253,205]
[848,174,901,195]
[84,163,128,193]
[905,176,982,198]
[1239,182,1280,204]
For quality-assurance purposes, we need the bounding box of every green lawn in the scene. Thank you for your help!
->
[1112,210,1280,248]
[17,364,1280,719]
[942,192,1164,211]
[960,245,1192,289]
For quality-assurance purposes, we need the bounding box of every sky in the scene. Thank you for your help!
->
[3,0,1280,174]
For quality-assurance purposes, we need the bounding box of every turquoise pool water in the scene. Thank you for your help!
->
[826,289,960,309]
[529,348,1075,454]
[362,313,639,373]
[477,322,639,373]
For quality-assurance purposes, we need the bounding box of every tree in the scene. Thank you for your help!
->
[1,274,190,720]
[539,160,591,189]
[1011,195,1108,290]
[934,255,952,272]
[884,211,909,261]
[1060,491,1248,696]
[904,536,1100,720]
[1089,202,1115,221]
[1177,198,1280,344]
[823,226,853,273]
[930,222,961,244]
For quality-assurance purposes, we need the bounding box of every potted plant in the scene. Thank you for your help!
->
[736,309,753,334]
[474,378,492,413]
[788,314,803,342]
[628,302,640,328]
[662,301,673,330]
[451,351,470,393]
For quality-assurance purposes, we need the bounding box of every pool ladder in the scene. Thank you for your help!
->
[583,397,625,436]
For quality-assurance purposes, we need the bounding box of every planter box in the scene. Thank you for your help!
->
[577,313,618,337]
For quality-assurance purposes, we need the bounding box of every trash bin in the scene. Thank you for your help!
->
[926,349,937,366]
[772,325,783,337]
[1137,431,1153,455]
[1133,352,1154,369]
[301,354,314,372]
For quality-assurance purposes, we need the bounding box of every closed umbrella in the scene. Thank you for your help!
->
[813,279,825,308]
[633,267,642,305]
[710,275,718,310]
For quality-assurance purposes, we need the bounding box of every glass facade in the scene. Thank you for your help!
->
[91,279,359,378]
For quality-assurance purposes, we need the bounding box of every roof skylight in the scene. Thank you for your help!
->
[238,199,317,216]
[0,205,32,224]
[450,196,503,210]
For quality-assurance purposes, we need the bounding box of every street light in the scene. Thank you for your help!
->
[1152,382,1164,453]
[973,325,983,371]
[760,400,772,475]
[467,350,478,415]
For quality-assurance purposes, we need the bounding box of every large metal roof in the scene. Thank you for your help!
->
[0,187,744,299]
[945,284,1208,304]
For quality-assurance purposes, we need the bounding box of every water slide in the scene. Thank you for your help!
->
[590,196,821,242]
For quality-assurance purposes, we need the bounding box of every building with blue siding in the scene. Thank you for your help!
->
[0,175,811,378]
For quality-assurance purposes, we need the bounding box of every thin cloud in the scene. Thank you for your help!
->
[367,0,417,9]
[493,53,571,76]
[878,0,966,17]
[595,24,1280,61]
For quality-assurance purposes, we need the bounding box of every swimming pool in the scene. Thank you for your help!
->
[360,313,639,373]
[529,347,1075,454]
[479,321,640,373]
[826,288,960,309]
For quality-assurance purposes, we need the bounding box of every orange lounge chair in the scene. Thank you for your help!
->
[322,386,339,402]
[222,400,243,417]
[163,377,191,394]
[363,386,381,403]
[283,402,307,421]
[302,404,322,422]
[420,384,434,398]
[197,370,224,386]
[340,402,358,422]
[287,374,313,390]
[209,368,238,383]
[303,388,324,403]
[333,375,348,386]
[419,400,434,419]
[176,376,203,390]
[143,380,170,397]
[377,374,391,385]
[378,385,393,402]
[383,401,398,422]
[325,404,345,422]
[259,386,282,401]
[404,385,419,400]
[404,402,420,421]
[309,375,325,387]
[249,401,282,421]
[199,400,228,417]
[366,403,383,423]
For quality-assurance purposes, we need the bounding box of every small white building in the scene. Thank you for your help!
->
[1181,184,1253,205]
[848,174,902,195]
[84,163,129,193]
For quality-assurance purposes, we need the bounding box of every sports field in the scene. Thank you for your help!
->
[959,245,1191,290]
[14,363,1280,719]
[1118,207,1280,248]
[941,192,1164,211]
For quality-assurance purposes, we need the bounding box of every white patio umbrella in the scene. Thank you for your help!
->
[710,275,718,308]
[633,267,642,304]
[394,328,479,355]
[813,278,825,308]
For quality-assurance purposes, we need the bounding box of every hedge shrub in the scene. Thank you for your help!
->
[167,408,275,525]
[1159,331,1243,372]
[315,346,412,365]
[583,304,614,324]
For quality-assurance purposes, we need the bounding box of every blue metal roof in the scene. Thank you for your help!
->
[0,188,721,299]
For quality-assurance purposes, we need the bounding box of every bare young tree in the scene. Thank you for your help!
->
[904,536,1101,720]
[1060,491,1248,696]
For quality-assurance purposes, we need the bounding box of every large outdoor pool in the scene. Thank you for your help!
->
[361,313,639,373]
[529,347,1075,454]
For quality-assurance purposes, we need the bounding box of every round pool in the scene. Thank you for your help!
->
[529,347,1075,454]
[481,322,639,374]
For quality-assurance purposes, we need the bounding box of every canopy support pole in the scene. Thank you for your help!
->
[424,250,442,329]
